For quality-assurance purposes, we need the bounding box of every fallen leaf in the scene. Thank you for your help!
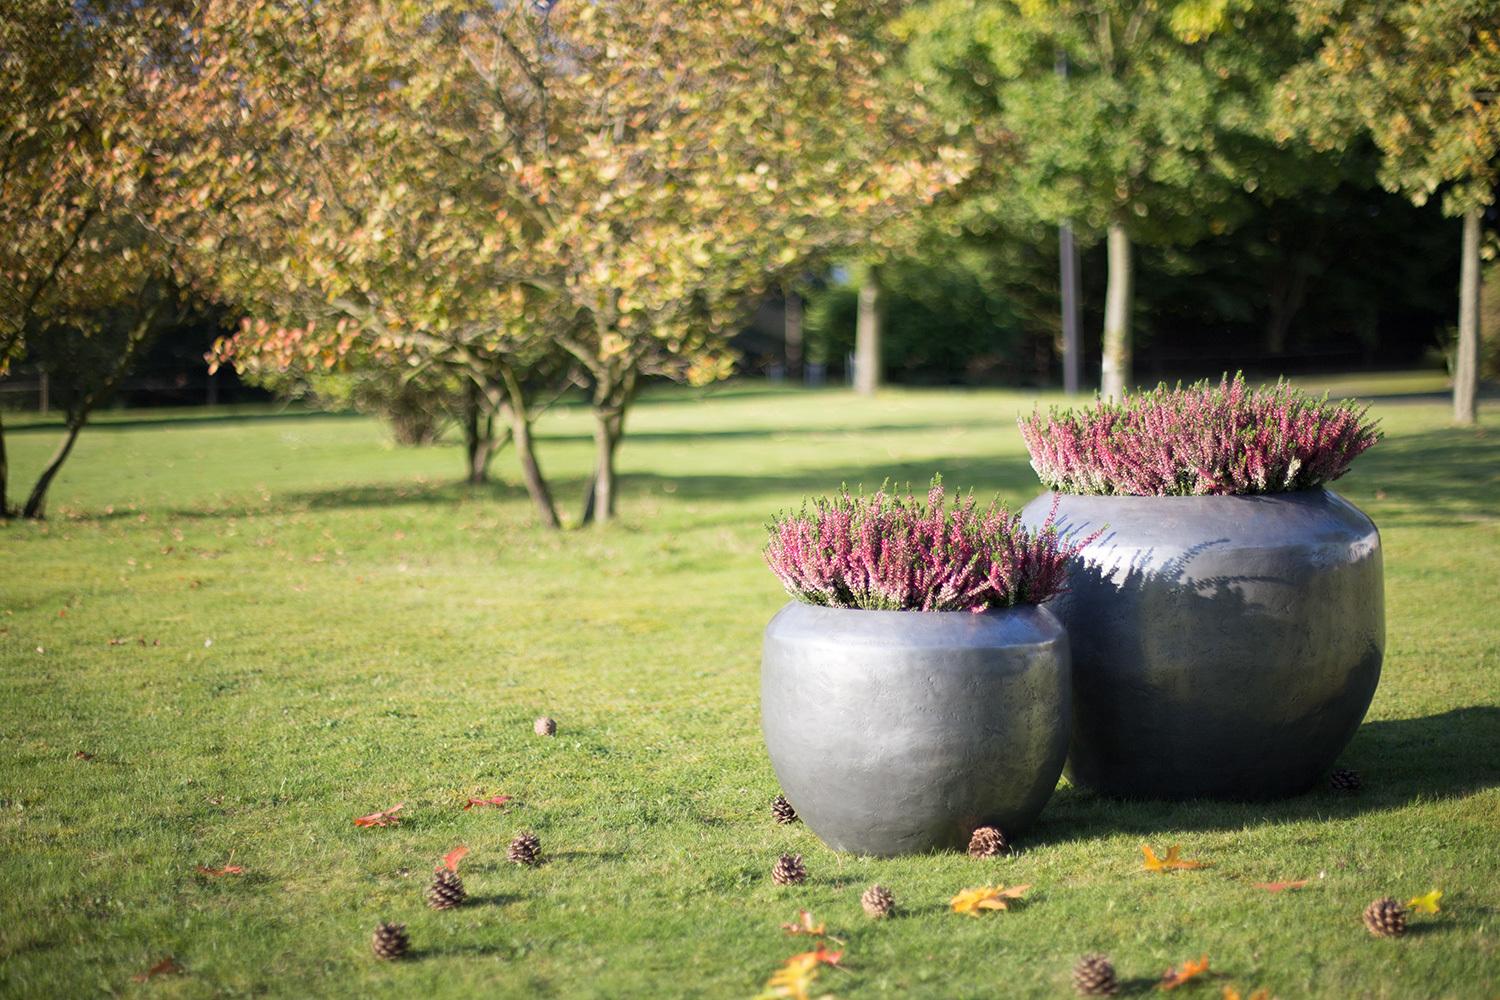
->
[1222,987,1271,1000]
[949,884,1030,916]
[755,946,843,1000]
[354,803,405,828]
[1252,880,1308,893]
[442,845,470,873]
[780,909,845,944]
[462,794,512,810]
[1407,889,1442,914]
[195,864,245,876]
[132,956,183,981]
[1161,955,1211,990]
[1142,844,1209,871]
[73,751,96,761]
[782,909,826,936]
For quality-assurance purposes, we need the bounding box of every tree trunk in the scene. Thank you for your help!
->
[854,266,881,397]
[496,364,559,529]
[579,367,636,527]
[1101,222,1133,402]
[21,418,84,519]
[462,381,490,485]
[0,409,10,518]
[1059,222,1082,394]
[784,287,803,381]
[1455,206,1482,426]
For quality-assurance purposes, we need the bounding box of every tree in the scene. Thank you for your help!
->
[1,1,205,518]
[197,0,960,526]
[1276,0,1500,425]
[899,0,1311,399]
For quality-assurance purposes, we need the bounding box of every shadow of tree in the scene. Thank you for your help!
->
[1029,706,1500,844]
[1343,427,1500,528]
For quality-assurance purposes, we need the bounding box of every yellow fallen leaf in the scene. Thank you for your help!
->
[1223,987,1271,1000]
[1407,889,1442,914]
[949,884,1030,916]
[1142,844,1209,871]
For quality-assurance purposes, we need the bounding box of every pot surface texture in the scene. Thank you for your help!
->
[761,602,1070,856]
[1021,487,1383,800]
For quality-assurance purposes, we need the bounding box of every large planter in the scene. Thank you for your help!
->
[1020,487,1383,801]
[760,602,1070,856]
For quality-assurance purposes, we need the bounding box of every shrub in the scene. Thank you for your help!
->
[1019,374,1381,497]
[764,480,1077,612]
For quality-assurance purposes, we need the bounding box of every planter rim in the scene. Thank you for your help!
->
[1039,485,1333,502]
[770,601,1058,620]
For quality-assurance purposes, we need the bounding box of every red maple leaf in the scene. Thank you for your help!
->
[442,846,470,873]
[354,803,405,827]
[132,957,183,981]
[462,794,512,810]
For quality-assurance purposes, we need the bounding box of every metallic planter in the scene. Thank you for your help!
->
[760,602,1070,856]
[1020,487,1383,801]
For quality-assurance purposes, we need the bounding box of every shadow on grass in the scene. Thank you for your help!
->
[1344,427,1500,528]
[61,455,1043,524]
[1031,706,1500,845]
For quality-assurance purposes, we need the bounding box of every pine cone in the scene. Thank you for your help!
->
[861,884,895,918]
[1363,897,1408,937]
[1330,768,1362,793]
[508,831,542,866]
[968,825,1009,858]
[426,867,466,910]
[370,922,409,960]
[771,853,807,886]
[1072,954,1119,996]
[771,794,798,825]
[534,716,557,737]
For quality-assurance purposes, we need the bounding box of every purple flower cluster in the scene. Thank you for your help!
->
[764,480,1076,612]
[1018,375,1381,497]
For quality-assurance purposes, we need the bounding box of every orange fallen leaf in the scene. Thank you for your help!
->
[756,946,844,1000]
[1252,880,1308,893]
[1161,955,1211,990]
[780,909,845,945]
[462,794,512,810]
[781,909,826,936]
[442,845,470,873]
[353,803,405,828]
[950,884,1030,916]
[132,956,183,981]
[1142,844,1209,871]
[195,864,245,876]
[1223,987,1271,1000]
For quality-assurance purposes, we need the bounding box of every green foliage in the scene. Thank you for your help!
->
[898,0,1315,247]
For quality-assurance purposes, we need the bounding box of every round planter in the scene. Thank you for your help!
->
[760,602,1070,856]
[1020,487,1383,801]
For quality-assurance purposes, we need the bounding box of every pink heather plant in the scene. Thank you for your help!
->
[764,479,1078,612]
[1019,374,1381,497]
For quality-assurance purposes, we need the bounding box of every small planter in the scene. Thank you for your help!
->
[1020,487,1383,800]
[761,602,1071,856]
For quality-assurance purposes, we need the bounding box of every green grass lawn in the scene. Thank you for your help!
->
[2,379,1497,998]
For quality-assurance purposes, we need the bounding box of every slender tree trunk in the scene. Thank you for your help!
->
[579,366,636,527]
[854,266,881,397]
[784,287,803,381]
[0,408,11,518]
[1455,207,1482,426]
[496,364,559,530]
[21,418,84,519]
[1060,222,1082,394]
[1101,222,1133,402]
[462,381,490,485]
